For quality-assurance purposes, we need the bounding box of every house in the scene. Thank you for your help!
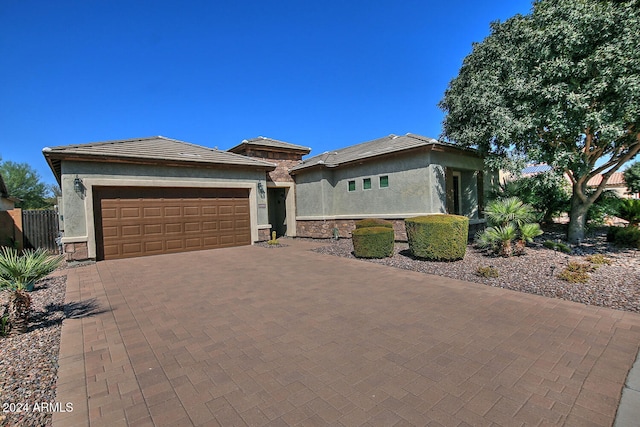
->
[43,137,276,261]
[587,172,638,199]
[0,173,23,249]
[43,133,488,261]
[290,133,488,240]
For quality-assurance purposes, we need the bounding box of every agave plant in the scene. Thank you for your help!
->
[0,247,64,336]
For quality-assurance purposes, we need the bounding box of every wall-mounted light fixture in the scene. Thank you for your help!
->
[73,176,84,195]
[257,181,266,198]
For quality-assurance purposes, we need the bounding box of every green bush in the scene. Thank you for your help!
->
[557,262,595,283]
[354,218,394,229]
[607,226,640,248]
[476,266,499,278]
[405,215,468,261]
[352,227,394,258]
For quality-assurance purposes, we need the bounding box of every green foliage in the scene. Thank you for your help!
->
[477,197,542,256]
[491,171,570,222]
[607,226,640,248]
[0,159,53,209]
[405,215,468,261]
[557,262,594,284]
[0,247,64,292]
[354,218,394,229]
[352,227,394,259]
[476,266,499,278]
[587,190,621,226]
[439,0,640,243]
[617,199,640,226]
[623,161,640,194]
[484,197,536,228]
[543,240,572,254]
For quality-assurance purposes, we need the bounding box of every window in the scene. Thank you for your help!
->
[363,178,372,190]
[379,175,389,188]
[348,180,356,192]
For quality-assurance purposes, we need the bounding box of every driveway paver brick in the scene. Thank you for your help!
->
[53,239,640,426]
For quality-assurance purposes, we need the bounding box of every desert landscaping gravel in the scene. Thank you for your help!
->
[311,228,640,313]
[0,275,67,427]
[0,227,638,426]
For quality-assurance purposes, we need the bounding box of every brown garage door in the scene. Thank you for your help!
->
[93,187,251,260]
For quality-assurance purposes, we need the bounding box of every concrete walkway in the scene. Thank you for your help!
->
[53,239,640,426]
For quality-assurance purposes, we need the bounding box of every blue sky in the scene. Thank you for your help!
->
[1,0,533,186]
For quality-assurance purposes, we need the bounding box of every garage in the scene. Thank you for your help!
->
[93,187,251,260]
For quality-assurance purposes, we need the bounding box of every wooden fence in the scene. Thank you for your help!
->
[22,209,60,252]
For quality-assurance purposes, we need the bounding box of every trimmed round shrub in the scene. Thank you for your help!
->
[354,218,394,229]
[405,215,469,261]
[352,226,394,258]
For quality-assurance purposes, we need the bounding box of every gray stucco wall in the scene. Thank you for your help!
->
[295,149,485,220]
[60,160,268,258]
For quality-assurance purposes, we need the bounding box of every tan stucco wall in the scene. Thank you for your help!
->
[60,160,269,259]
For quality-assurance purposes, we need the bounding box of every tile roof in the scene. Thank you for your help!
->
[290,133,470,172]
[43,136,276,183]
[587,172,627,187]
[228,136,311,154]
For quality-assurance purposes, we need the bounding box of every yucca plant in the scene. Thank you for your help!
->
[0,247,64,336]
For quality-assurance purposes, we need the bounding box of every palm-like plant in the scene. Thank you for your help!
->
[515,223,544,255]
[477,224,518,257]
[478,197,543,256]
[484,197,536,228]
[0,247,64,336]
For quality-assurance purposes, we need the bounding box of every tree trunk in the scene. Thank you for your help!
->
[8,290,31,336]
[567,195,591,244]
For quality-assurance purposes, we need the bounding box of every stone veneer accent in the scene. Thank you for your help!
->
[64,241,89,261]
[257,228,272,242]
[297,218,486,242]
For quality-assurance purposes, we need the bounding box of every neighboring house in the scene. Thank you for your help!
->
[290,133,488,239]
[0,173,16,211]
[43,137,276,261]
[516,163,638,199]
[587,172,638,199]
[43,133,488,261]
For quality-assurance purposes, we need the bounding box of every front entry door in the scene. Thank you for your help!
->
[267,187,287,237]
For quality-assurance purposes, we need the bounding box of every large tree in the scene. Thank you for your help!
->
[439,0,640,243]
[0,158,52,209]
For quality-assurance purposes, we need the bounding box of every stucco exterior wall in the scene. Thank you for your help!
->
[60,160,269,259]
[0,197,15,211]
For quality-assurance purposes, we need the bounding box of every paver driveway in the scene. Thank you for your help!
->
[53,239,640,426]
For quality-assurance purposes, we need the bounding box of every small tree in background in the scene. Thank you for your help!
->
[624,161,640,195]
[0,158,53,209]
